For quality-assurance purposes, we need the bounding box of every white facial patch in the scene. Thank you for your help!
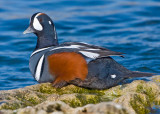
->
[79,51,99,59]
[49,21,51,25]
[35,55,45,81]
[33,13,43,31]
[111,74,116,78]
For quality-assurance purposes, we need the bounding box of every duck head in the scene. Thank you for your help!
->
[23,12,58,49]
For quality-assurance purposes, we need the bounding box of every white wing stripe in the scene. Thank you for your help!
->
[79,51,99,59]
[50,45,83,51]
[35,55,44,81]
[85,48,100,51]
[31,45,84,57]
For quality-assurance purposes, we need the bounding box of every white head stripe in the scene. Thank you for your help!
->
[36,13,44,17]
[33,13,43,31]
[79,51,99,59]
[111,74,116,78]
[35,55,44,81]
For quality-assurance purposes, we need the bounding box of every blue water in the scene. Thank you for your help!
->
[0,0,160,90]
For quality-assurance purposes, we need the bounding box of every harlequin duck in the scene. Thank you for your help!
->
[23,12,153,89]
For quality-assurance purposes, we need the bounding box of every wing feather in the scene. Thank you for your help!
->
[47,42,124,60]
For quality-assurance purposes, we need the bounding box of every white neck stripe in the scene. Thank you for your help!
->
[35,55,44,81]
[31,47,51,57]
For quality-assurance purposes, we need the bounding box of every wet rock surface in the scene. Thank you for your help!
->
[0,75,160,114]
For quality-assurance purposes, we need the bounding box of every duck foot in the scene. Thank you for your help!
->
[52,81,68,88]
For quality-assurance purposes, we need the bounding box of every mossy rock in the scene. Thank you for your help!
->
[114,92,150,114]
[0,79,160,114]
[103,85,122,101]
[1,101,129,114]
[152,75,160,83]
[0,90,46,110]
[34,83,105,95]
[61,94,102,108]
[0,83,107,110]
[113,80,160,114]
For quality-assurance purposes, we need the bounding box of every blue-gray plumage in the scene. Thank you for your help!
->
[23,12,154,89]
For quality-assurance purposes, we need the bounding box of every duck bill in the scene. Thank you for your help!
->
[23,26,34,34]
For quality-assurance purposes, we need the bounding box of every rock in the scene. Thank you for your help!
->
[0,77,160,114]
[114,92,150,114]
[0,101,128,114]
[17,101,73,114]
[152,75,160,84]
[75,102,128,114]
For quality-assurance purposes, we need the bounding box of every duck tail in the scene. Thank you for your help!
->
[123,71,155,78]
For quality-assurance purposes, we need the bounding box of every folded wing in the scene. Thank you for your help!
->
[60,42,124,59]
[47,42,124,60]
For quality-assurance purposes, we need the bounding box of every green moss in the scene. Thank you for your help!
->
[0,91,46,110]
[103,86,122,101]
[0,102,21,110]
[36,83,106,96]
[15,92,42,105]
[5,97,12,100]
[152,76,160,83]
[155,100,160,106]
[62,94,102,108]
[130,83,159,114]
[154,78,160,83]
[36,83,57,94]
[57,85,121,107]
[71,87,105,96]
[130,94,150,114]
[36,93,46,99]
[57,85,107,107]
[61,85,105,96]
[26,96,41,105]
[130,83,160,114]
[136,85,156,103]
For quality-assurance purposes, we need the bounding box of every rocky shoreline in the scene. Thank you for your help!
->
[0,75,160,114]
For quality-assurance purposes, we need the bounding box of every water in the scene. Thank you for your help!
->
[0,0,160,90]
